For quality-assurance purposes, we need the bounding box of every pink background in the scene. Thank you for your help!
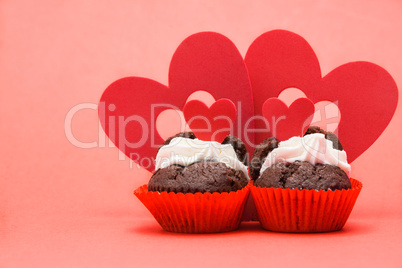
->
[1,0,402,267]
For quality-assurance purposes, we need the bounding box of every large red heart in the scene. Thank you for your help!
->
[245,30,398,163]
[99,32,254,172]
[262,98,314,141]
[183,99,237,142]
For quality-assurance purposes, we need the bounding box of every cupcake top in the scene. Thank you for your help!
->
[148,132,249,193]
[259,133,350,177]
[251,126,351,191]
[155,137,249,177]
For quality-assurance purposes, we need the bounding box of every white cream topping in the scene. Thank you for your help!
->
[260,133,351,177]
[155,137,249,178]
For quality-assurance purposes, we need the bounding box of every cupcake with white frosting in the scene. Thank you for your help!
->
[250,126,362,233]
[134,132,251,233]
[149,132,249,193]
[255,131,351,191]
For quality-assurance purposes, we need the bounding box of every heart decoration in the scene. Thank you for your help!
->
[262,97,314,141]
[99,32,254,172]
[245,30,398,163]
[183,99,237,143]
[99,30,398,170]
[276,87,341,133]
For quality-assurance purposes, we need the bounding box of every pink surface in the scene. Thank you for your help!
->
[1,0,402,267]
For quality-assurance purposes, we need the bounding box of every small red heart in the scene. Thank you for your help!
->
[262,98,314,141]
[183,99,236,142]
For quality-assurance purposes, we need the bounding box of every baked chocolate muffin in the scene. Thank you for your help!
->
[252,126,351,191]
[149,133,249,194]
[255,161,351,191]
[250,126,344,181]
[149,161,248,194]
[249,137,279,180]
[222,135,248,165]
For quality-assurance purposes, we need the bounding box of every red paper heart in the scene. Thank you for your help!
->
[245,30,398,162]
[99,32,254,172]
[183,99,237,142]
[262,98,314,141]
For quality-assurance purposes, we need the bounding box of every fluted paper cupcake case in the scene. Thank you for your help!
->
[250,178,362,233]
[134,183,251,233]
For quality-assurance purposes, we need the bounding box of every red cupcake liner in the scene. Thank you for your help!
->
[134,183,251,233]
[250,178,362,233]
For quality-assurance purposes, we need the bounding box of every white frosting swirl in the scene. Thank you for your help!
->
[155,137,249,177]
[260,133,351,177]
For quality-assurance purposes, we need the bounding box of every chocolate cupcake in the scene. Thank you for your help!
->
[149,161,248,194]
[149,132,249,193]
[135,132,251,233]
[250,127,346,182]
[250,126,362,232]
[255,161,351,191]
[253,127,351,191]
